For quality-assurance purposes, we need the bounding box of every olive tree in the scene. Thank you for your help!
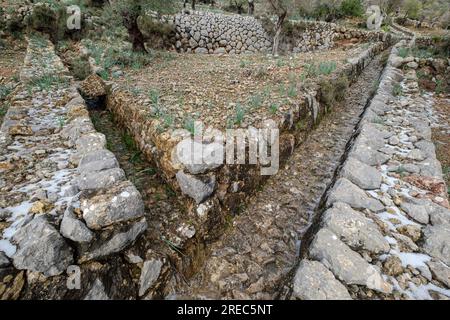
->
[113,0,176,52]
[266,0,299,56]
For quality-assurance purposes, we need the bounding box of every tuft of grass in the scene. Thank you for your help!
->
[248,93,263,109]
[148,89,160,106]
[0,85,12,100]
[30,75,67,91]
[392,83,403,97]
[183,116,196,135]
[318,61,337,75]
[435,79,444,95]
[239,60,249,68]
[269,103,279,114]
[234,103,246,126]
[397,47,410,58]
[287,83,297,98]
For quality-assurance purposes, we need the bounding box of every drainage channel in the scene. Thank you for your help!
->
[171,49,391,299]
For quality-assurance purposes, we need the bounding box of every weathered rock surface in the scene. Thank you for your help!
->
[427,260,450,288]
[327,178,384,212]
[309,228,392,293]
[81,181,145,230]
[139,259,163,297]
[340,157,382,190]
[322,202,389,254]
[77,167,126,191]
[78,218,147,263]
[176,171,216,204]
[12,217,74,277]
[78,149,119,173]
[423,225,450,266]
[60,207,94,243]
[292,260,352,300]
[84,278,110,300]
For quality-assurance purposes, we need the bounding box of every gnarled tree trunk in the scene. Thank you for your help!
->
[272,11,286,56]
[122,10,147,53]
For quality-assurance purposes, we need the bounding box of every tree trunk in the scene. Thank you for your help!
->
[192,0,196,11]
[123,16,147,53]
[248,1,254,15]
[272,12,286,56]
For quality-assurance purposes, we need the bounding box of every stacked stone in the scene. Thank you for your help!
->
[172,11,272,54]
[292,39,450,300]
[0,35,147,299]
[333,25,390,42]
[291,21,336,53]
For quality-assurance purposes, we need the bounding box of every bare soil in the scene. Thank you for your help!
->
[115,44,370,130]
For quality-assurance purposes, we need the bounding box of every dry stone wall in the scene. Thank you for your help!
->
[0,35,147,299]
[293,38,450,300]
[157,12,391,54]
[170,12,272,54]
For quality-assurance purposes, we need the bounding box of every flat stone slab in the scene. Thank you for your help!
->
[327,178,384,212]
[322,202,390,254]
[309,228,392,294]
[340,157,382,190]
[423,225,450,266]
[77,167,126,191]
[293,260,352,300]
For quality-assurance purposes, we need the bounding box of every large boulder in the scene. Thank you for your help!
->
[423,225,450,266]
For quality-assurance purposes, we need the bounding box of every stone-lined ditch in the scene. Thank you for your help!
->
[73,42,394,298]
[172,49,391,299]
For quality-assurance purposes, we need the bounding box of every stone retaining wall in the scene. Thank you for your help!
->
[292,38,450,300]
[0,35,147,299]
[170,12,272,54]
[156,11,391,54]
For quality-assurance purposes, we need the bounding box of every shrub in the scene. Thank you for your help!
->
[137,15,175,50]
[70,56,91,80]
[318,79,335,109]
[403,0,422,20]
[397,47,410,58]
[318,61,337,75]
[334,75,349,102]
[340,0,364,17]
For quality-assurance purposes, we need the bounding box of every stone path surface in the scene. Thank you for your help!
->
[172,49,389,299]
[292,40,450,300]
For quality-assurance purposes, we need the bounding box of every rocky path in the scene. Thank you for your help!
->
[0,35,149,300]
[291,41,450,300]
[173,50,389,299]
